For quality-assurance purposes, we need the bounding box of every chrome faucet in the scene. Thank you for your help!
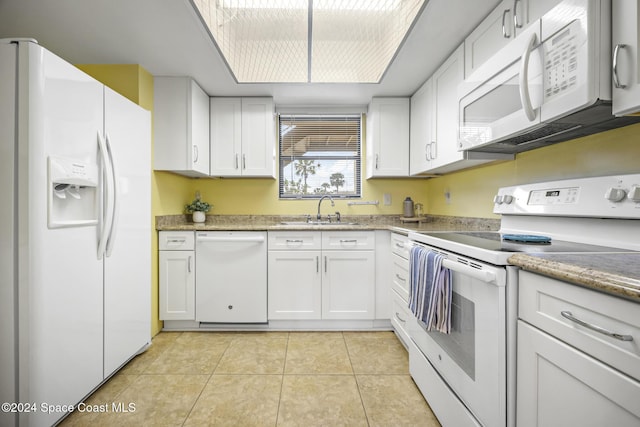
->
[317,195,335,220]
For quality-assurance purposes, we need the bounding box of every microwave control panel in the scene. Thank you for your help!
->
[543,20,584,101]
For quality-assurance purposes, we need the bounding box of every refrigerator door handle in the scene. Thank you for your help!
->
[97,131,114,260]
[105,132,119,257]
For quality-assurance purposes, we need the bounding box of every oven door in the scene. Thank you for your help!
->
[407,243,507,427]
[458,22,543,151]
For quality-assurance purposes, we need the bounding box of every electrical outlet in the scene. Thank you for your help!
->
[383,193,392,205]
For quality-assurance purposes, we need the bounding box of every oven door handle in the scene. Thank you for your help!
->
[442,259,497,285]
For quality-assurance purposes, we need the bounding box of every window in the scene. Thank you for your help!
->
[279,115,361,199]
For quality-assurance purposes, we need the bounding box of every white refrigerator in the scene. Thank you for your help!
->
[0,39,151,427]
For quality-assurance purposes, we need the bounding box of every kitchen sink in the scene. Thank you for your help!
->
[279,221,359,226]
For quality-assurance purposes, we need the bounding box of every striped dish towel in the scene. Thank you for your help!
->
[409,245,452,334]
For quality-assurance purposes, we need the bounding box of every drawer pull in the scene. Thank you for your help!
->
[395,242,405,249]
[340,239,358,243]
[395,312,406,323]
[395,274,406,282]
[286,239,304,243]
[560,311,633,342]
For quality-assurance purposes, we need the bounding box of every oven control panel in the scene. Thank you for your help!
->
[493,174,640,218]
[528,187,579,205]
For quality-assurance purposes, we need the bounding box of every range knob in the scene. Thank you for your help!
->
[605,187,627,202]
[502,194,514,204]
[493,195,504,204]
[629,185,640,203]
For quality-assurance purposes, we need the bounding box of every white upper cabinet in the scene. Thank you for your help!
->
[464,0,560,78]
[429,44,465,172]
[410,79,434,175]
[366,97,410,178]
[612,0,640,116]
[154,77,210,177]
[210,97,276,178]
[209,97,242,176]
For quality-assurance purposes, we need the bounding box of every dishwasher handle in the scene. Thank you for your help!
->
[196,235,265,243]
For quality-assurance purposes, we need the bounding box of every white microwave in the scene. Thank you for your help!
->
[458,0,639,154]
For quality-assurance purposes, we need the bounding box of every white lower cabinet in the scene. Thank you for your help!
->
[389,232,411,346]
[158,231,195,320]
[322,250,375,319]
[517,271,640,427]
[268,250,322,320]
[517,321,640,427]
[268,231,376,321]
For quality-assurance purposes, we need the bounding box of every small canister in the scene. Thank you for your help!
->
[403,197,414,218]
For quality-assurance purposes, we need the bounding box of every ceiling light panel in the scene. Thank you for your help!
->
[192,0,425,83]
[311,0,424,83]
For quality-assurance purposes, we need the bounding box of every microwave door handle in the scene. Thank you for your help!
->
[519,32,538,122]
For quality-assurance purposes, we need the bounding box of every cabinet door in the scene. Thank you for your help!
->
[366,97,410,178]
[268,251,322,320]
[429,44,464,172]
[517,321,640,427]
[190,80,210,175]
[464,0,513,78]
[409,79,434,175]
[153,77,209,177]
[612,0,640,116]
[159,251,195,320]
[322,251,375,319]
[241,97,276,177]
[210,97,242,176]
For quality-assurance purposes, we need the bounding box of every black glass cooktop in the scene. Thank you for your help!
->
[418,232,631,254]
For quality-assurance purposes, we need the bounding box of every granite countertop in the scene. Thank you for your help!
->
[156,214,501,234]
[509,253,640,303]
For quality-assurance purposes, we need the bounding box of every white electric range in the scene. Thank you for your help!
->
[406,174,640,427]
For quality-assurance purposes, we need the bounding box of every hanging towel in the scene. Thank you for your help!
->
[409,245,452,334]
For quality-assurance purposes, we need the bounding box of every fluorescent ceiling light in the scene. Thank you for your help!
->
[192,0,425,83]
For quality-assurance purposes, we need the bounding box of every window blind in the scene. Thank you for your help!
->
[279,114,362,198]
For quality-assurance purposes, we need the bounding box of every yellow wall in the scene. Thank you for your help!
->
[181,178,429,216]
[426,123,640,218]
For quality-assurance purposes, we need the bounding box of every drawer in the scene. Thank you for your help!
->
[159,231,194,250]
[391,253,410,302]
[268,231,322,250]
[519,270,640,381]
[391,232,409,259]
[322,231,375,250]
[391,290,413,349]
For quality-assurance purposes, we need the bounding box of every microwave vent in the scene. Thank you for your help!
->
[466,101,640,154]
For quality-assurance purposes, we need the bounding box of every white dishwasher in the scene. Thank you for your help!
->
[195,231,267,323]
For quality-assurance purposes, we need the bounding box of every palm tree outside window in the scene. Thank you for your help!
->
[279,114,362,199]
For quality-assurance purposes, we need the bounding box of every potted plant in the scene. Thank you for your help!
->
[185,193,211,223]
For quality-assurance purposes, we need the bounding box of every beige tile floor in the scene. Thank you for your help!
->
[60,331,440,427]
